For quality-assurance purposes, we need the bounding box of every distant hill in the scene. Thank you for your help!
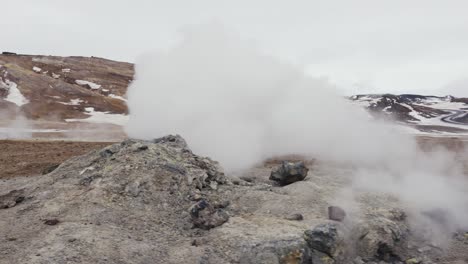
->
[1,53,468,139]
[0,53,133,122]
[350,94,468,134]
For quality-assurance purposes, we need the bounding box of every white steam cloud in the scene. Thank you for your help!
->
[126,24,468,237]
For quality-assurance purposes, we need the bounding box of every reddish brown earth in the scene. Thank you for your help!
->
[0,140,112,179]
[0,54,133,121]
[2,136,467,180]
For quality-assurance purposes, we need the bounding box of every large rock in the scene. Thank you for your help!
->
[189,199,229,230]
[304,223,346,259]
[269,161,309,186]
[352,210,409,262]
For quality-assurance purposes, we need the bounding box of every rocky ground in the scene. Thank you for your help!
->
[1,136,467,264]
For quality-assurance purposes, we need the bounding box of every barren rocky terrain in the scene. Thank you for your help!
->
[1,53,468,263]
[1,135,467,264]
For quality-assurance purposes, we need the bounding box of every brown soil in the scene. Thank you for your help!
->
[0,140,112,179]
[2,136,467,181]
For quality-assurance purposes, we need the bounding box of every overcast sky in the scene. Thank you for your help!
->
[2,0,467,96]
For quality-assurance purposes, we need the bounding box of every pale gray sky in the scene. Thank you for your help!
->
[2,0,468,96]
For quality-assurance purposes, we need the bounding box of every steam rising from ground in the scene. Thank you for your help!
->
[126,24,468,238]
[0,113,32,139]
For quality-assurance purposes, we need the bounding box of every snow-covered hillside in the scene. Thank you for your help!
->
[350,94,468,135]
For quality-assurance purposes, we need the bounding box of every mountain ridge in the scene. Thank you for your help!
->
[1,53,468,139]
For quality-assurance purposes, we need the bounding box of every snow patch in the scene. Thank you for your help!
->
[76,80,101,89]
[52,73,60,79]
[65,107,128,126]
[404,103,468,130]
[59,98,84,106]
[0,79,29,106]
[61,68,71,73]
[108,94,127,101]
[32,66,42,73]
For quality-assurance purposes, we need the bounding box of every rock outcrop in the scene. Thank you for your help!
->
[0,135,230,263]
[270,161,309,186]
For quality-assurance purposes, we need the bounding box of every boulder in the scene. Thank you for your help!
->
[304,223,345,258]
[270,161,309,186]
[352,211,409,262]
[189,199,229,230]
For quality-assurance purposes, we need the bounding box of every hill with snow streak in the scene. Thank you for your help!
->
[1,52,468,139]
[350,94,468,135]
[0,53,132,122]
[0,53,133,140]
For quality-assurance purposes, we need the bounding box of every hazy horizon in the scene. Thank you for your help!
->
[2,0,467,96]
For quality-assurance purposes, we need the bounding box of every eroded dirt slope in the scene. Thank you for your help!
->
[0,54,133,121]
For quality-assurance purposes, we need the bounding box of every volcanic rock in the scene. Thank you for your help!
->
[0,189,25,209]
[328,206,346,222]
[304,223,345,258]
[352,210,409,262]
[189,199,229,230]
[269,161,309,186]
[286,213,304,221]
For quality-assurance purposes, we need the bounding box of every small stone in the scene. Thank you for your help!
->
[191,238,206,247]
[285,213,304,221]
[41,164,60,175]
[417,246,431,253]
[405,258,421,264]
[137,145,148,151]
[44,219,60,226]
[99,149,114,158]
[353,256,365,264]
[240,176,254,183]
[68,238,77,243]
[311,249,335,264]
[328,206,346,222]
[190,193,203,201]
[209,181,218,190]
[189,200,229,230]
[213,200,230,209]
